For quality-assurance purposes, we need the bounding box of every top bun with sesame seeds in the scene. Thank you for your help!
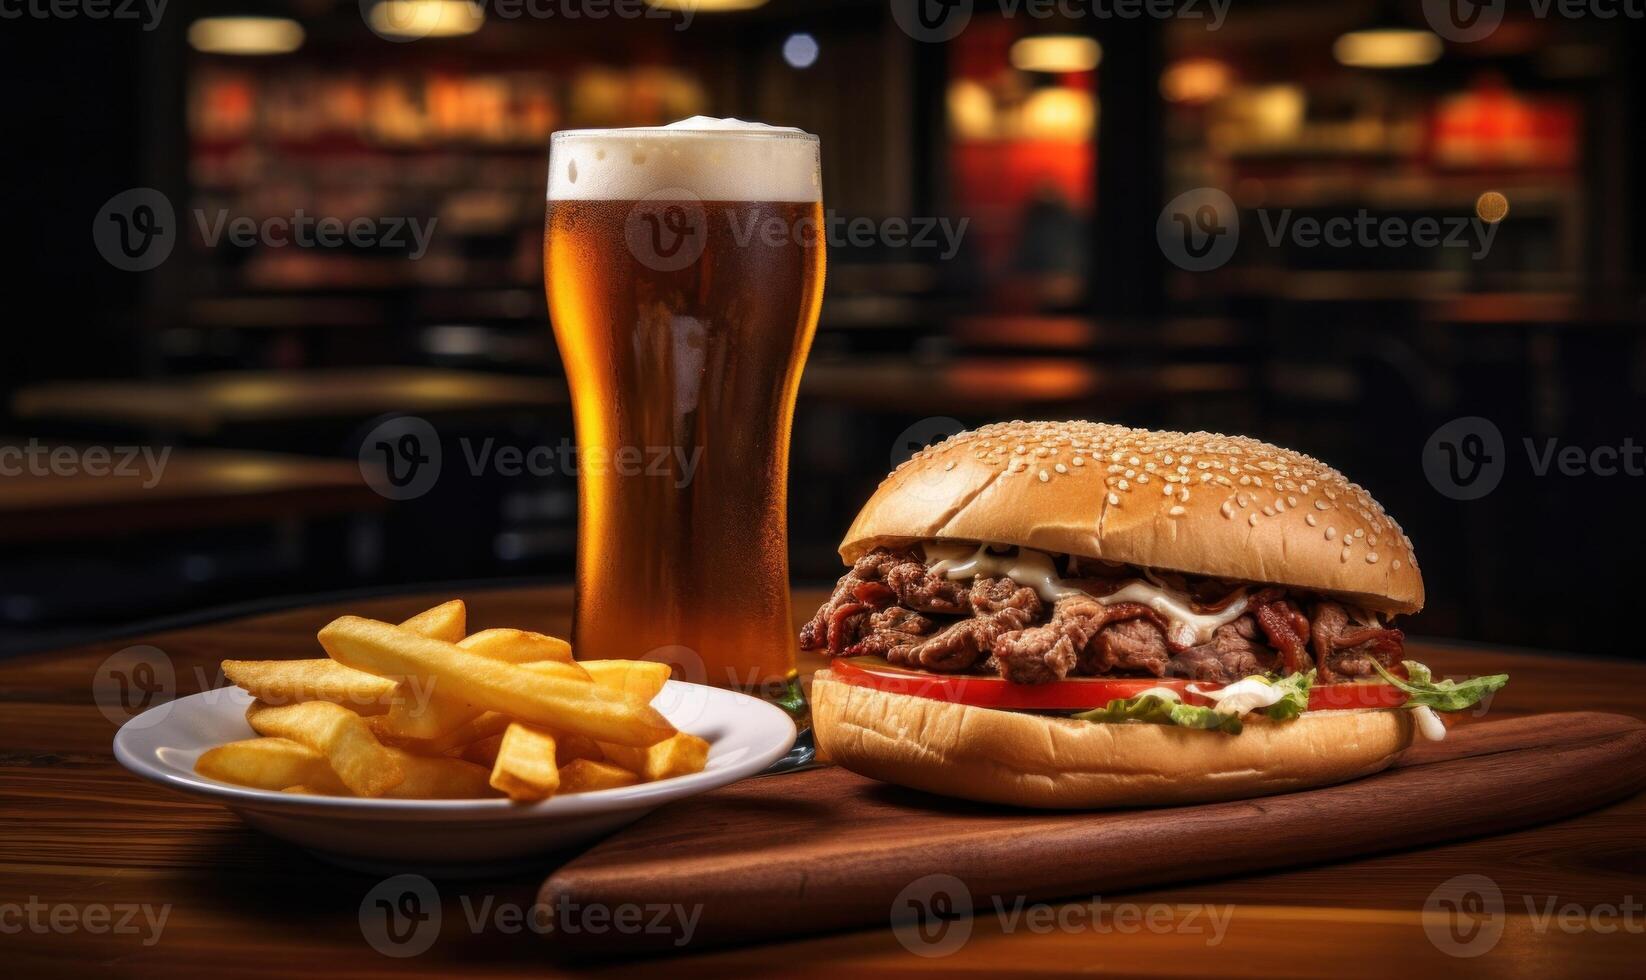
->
[839,420,1423,614]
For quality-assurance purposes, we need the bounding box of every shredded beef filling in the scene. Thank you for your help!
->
[800,547,1406,685]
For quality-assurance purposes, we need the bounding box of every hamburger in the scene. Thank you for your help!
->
[804,421,1506,808]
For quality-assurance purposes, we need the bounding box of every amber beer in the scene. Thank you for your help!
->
[544,124,824,687]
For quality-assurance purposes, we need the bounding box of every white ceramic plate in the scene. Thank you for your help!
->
[114,681,795,876]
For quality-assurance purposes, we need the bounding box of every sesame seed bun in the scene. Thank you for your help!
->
[841,420,1424,614]
[811,670,1414,808]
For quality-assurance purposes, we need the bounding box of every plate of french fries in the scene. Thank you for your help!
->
[112,600,797,873]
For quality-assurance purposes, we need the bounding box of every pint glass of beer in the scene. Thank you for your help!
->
[544,119,824,690]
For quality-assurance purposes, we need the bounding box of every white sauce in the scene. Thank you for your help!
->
[1188,677,1287,717]
[922,541,1249,647]
[1412,705,1447,741]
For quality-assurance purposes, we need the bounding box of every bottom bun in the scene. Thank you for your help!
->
[811,670,1413,809]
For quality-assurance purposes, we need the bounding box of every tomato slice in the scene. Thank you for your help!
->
[826,656,1408,712]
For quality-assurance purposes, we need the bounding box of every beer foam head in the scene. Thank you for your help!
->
[549,117,821,203]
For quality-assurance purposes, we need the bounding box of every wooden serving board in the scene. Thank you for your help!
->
[538,712,1646,953]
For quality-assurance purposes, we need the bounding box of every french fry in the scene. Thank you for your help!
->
[488,724,560,801]
[556,732,604,766]
[381,749,498,799]
[369,691,482,743]
[318,617,676,746]
[366,605,492,741]
[398,600,466,644]
[598,732,711,782]
[519,660,594,683]
[558,758,640,794]
[580,660,672,703]
[458,628,574,664]
[413,711,511,755]
[221,659,396,714]
[245,700,403,797]
[460,733,506,767]
[195,737,349,795]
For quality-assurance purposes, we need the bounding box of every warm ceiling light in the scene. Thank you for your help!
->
[647,0,770,11]
[1020,88,1095,140]
[1333,29,1443,69]
[1010,35,1102,74]
[187,17,305,55]
[368,1,484,39]
[1161,58,1231,103]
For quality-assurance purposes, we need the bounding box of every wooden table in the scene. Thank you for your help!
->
[3,585,1642,976]
[0,447,383,543]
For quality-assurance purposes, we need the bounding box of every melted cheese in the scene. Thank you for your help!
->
[922,541,1249,647]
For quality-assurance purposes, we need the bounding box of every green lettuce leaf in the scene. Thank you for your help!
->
[1074,694,1243,735]
[1261,670,1315,720]
[1371,660,1508,712]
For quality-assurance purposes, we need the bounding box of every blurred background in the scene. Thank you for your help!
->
[4,0,1643,658]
